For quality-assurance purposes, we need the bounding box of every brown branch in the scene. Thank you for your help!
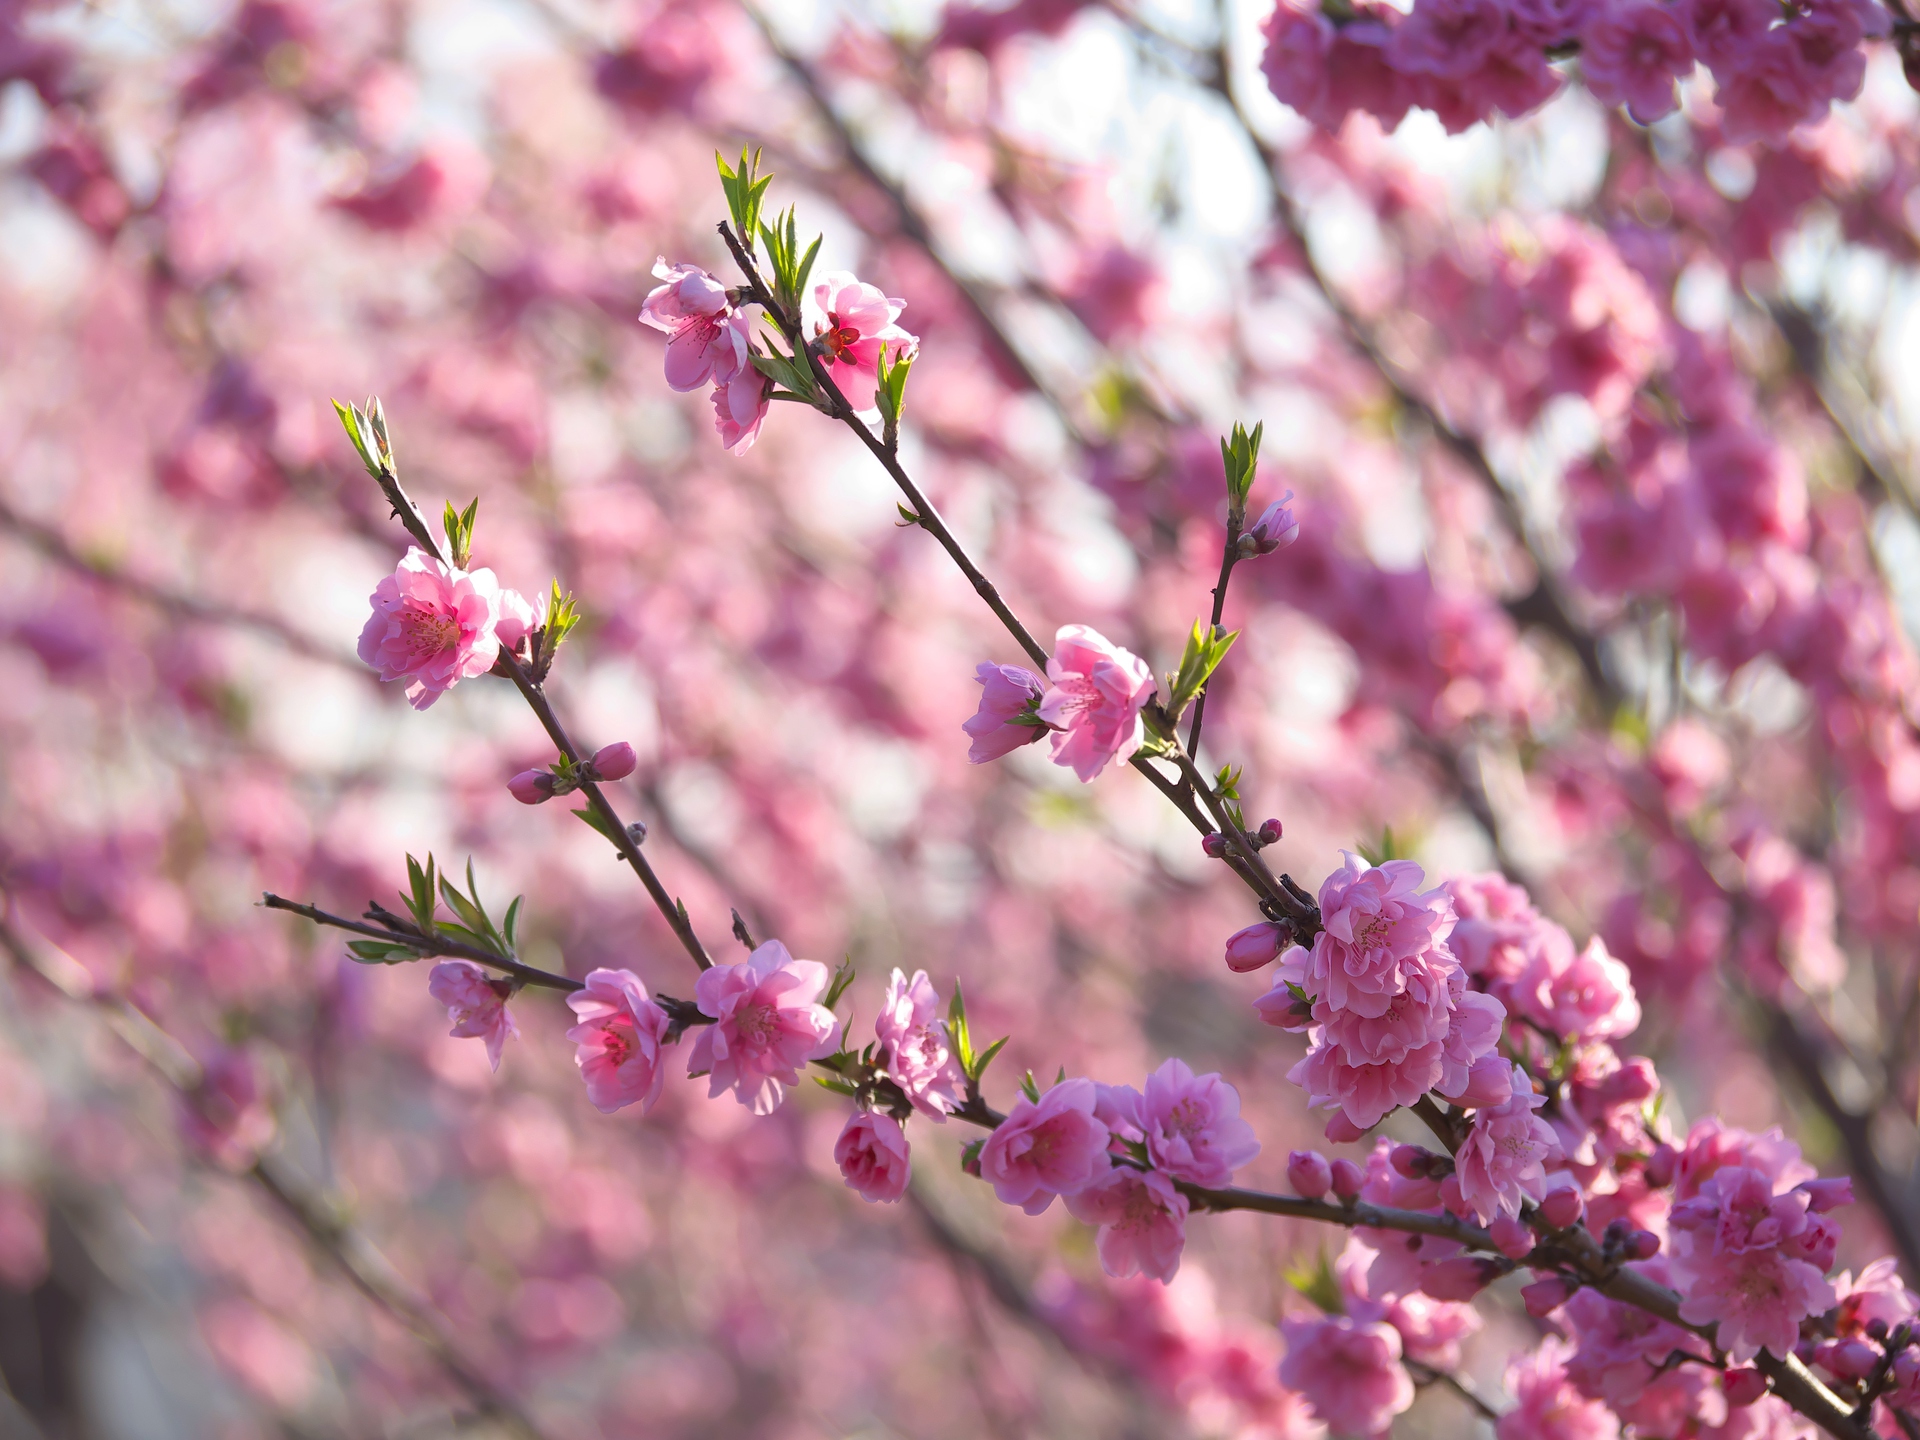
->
[259,894,585,992]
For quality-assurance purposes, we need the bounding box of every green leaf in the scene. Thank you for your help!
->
[1167,618,1242,717]
[822,958,857,1012]
[1356,827,1401,866]
[876,343,914,440]
[969,1036,1008,1084]
[503,895,523,954]
[717,148,770,248]
[1284,1249,1346,1315]
[947,981,974,1076]
[346,940,418,964]
[792,233,822,306]
[440,497,479,568]
[572,804,624,846]
[404,853,438,931]
[813,1075,861,1098]
[1219,420,1264,514]
[1019,1070,1041,1104]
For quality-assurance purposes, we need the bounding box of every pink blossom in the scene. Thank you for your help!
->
[640,258,744,392]
[1457,1088,1558,1222]
[1673,1244,1835,1362]
[687,940,841,1115]
[711,338,770,455]
[1580,0,1694,124]
[1516,936,1641,1043]
[565,968,673,1115]
[811,270,918,411]
[963,661,1047,763]
[1834,1258,1918,1338]
[1681,0,1775,69]
[1065,1166,1189,1281]
[977,1078,1111,1215]
[356,547,505,710]
[1136,1058,1259,1187]
[1498,1336,1620,1440]
[427,960,518,1071]
[1389,0,1510,79]
[834,1111,910,1203]
[494,585,546,653]
[1290,1035,1442,1129]
[1279,1315,1414,1439]
[1714,32,1819,148]
[873,968,965,1120]
[1303,854,1456,1017]
[1037,625,1155,782]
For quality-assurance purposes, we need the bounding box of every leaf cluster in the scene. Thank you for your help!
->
[1220,420,1264,518]
[717,148,770,250]
[441,497,479,569]
[1167,618,1241,718]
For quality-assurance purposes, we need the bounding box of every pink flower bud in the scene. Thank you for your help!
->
[1539,1187,1584,1229]
[1420,1257,1499,1300]
[1241,494,1298,556]
[1288,1149,1333,1200]
[508,768,557,804]
[1815,1339,1881,1382]
[1256,817,1283,845]
[1626,1229,1661,1260]
[1722,1367,1768,1407]
[1644,1143,1678,1188]
[1224,922,1284,973]
[1797,1177,1853,1213]
[1389,1144,1432,1179]
[589,741,636,781]
[1522,1276,1576,1318]
[1201,832,1228,858]
[1490,1214,1534,1259]
[1324,1112,1368,1144]
[1329,1158,1364,1200]
[1438,1172,1468,1217]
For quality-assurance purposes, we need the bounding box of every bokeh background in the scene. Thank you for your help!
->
[5,0,1920,1434]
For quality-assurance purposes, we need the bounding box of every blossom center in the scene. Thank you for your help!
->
[736,1001,780,1046]
[1354,913,1392,949]
[822,320,861,363]
[404,609,462,656]
[601,1022,633,1067]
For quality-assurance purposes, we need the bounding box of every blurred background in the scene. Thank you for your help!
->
[4,0,1920,1434]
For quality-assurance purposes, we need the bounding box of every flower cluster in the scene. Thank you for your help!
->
[964,624,1156,782]
[1251,853,1509,1131]
[640,258,770,454]
[1260,0,1890,143]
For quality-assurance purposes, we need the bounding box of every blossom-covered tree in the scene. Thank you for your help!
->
[6,0,1920,1434]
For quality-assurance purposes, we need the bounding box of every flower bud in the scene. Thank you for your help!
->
[1522,1275,1577,1318]
[1256,817,1283,846]
[1644,1143,1678,1188]
[1390,1144,1433,1179]
[1722,1367,1768,1407]
[1420,1257,1500,1301]
[508,768,557,805]
[1539,1187,1583,1230]
[1224,922,1285,973]
[1201,832,1228,858]
[1324,1112,1368,1144]
[1438,1173,1468,1217]
[1329,1158,1364,1201]
[1626,1229,1661,1260]
[1239,494,1298,557]
[1287,1150,1333,1200]
[1797,1177,1853,1213]
[588,741,637,781]
[1489,1214,1534,1260]
[1816,1339,1881,1383]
